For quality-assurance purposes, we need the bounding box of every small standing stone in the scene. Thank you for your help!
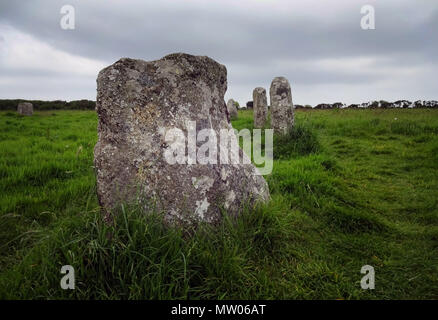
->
[17,102,33,116]
[227,99,238,119]
[253,87,268,128]
[270,77,294,134]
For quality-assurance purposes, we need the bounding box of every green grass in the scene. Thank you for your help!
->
[273,123,320,159]
[0,108,437,299]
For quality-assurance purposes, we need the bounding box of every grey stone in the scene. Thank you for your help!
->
[253,87,267,128]
[94,53,270,226]
[17,102,33,116]
[269,77,294,134]
[227,99,238,119]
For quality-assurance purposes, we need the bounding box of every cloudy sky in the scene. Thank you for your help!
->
[0,0,437,105]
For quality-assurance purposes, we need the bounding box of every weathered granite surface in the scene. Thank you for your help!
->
[94,53,270,225]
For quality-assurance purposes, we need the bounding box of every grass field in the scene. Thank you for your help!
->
[0,108,437,299]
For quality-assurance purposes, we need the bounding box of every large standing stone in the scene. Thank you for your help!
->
[253,87,268,128]
[227,99,238,119]
[94,53,269,226]
[17,102,33,116]
[269,77,294,134]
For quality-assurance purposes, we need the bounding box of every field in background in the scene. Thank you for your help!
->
[0,108,437,299]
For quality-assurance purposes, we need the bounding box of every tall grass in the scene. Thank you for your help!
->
[0,202,291,299]
[273,124,320,159]
[1,109,438,299]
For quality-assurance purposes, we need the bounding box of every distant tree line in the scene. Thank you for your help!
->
[0,99,96,111]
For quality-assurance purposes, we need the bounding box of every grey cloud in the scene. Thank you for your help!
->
[0,74,96,101]
[1,0,437,62]
[0,0,437,104]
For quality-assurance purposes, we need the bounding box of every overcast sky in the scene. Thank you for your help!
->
[0,0,437,105]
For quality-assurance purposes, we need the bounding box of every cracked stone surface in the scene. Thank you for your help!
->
[269,77,294,134]
[94,53,270,226]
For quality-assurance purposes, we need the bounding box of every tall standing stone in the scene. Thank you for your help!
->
[253,87,268,128]
[227,99,238,119]
[17,102,33,116]
[94,53,269,226]
[269,77,294,134]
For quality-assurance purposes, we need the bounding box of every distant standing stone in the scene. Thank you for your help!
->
[227,99,238,119]
[253,87,268,128]
[17,102,33,116]
[270,77,294,134]
[94,53,269,226]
